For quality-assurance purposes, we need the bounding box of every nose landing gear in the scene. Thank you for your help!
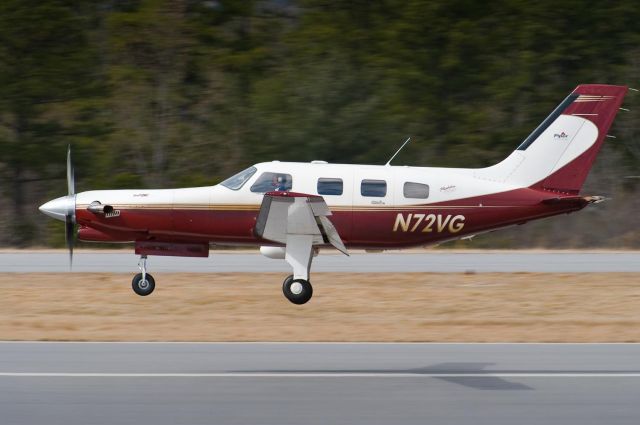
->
[132,255,155,296]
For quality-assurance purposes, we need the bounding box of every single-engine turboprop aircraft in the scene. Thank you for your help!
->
[39,84,629,304]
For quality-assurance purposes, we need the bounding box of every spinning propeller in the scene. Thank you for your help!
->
[38,146,77,268]
[65,146,76,267]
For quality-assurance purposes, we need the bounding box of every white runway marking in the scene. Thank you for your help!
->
[1,372,640,378]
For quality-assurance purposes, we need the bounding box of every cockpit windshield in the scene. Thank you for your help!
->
[219,166,257,190]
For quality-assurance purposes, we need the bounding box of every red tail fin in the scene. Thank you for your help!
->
[536,84,628,194]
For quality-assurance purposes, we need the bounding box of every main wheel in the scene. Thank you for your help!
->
[283,277,313,305]
[132,273,155,296]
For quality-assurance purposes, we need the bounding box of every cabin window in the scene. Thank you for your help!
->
[317,178,343,195]
[403,182,429,199]
[361,179,387,197]
[250,172,292,193]
[220,166,257,190]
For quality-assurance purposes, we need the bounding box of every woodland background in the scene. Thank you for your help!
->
[0,0,638,248]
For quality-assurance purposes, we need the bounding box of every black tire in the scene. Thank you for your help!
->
[283,278,313,305]
[132,273,155,296]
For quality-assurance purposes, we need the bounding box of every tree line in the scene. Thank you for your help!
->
[0,0,638,247]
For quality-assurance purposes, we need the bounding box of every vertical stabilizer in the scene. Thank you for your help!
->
[535,84,627,193]
[475,84,628,194]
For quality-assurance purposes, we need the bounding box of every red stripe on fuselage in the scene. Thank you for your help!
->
[76,187,583,248]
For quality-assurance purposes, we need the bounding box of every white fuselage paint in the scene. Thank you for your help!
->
[76,118,597,213]
[76,162,519,212]
[469,115,598,185]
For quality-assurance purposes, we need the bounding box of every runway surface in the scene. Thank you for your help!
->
[1,342,640,425]
[1,251,639,273]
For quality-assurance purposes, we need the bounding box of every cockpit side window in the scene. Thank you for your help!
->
[220,166,257,190]
[250,172,293,193]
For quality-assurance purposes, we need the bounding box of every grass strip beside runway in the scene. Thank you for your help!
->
[0,273,638,342]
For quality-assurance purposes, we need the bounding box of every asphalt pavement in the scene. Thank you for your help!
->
[1,250,639,273]
[1,342,640,425]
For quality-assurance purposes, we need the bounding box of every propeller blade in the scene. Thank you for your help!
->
[65,217,75,269]
[67,145,75,196]
[66,146,76,268]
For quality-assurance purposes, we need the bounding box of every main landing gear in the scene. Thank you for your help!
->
[132,255,155,296]
[282,275,313,305]
[282,234,315,305]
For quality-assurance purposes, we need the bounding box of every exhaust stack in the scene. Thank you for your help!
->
[87,202,114,215]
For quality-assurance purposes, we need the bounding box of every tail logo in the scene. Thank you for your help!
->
[554,132,568,139]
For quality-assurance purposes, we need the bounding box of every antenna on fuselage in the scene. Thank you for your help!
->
[385,137,411,166]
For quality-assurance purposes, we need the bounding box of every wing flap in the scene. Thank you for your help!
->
[317,215,348,255]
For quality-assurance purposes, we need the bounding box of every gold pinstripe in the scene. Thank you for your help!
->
[78,203,523,212]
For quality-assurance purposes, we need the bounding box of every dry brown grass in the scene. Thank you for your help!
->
[0,273,639,342]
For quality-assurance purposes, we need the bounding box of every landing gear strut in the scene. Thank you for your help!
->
[282,234,315,305]
[132,255,155,296]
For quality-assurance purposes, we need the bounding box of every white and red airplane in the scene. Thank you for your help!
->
[39,84,629,304]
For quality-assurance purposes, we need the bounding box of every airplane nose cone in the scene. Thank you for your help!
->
[39,195,74,221]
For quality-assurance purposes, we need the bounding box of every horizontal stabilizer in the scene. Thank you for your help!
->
[541,195,606,208]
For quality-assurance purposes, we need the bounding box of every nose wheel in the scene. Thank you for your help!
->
[132,273,155,296]
[132,255,155,296]
[282,275,313,305]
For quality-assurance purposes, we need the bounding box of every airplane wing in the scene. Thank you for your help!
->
[254,191,348,255]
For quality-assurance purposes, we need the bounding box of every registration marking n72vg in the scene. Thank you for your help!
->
[393,213,465,233]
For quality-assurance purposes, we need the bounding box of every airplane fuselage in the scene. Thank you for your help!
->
[73,161,582,249]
